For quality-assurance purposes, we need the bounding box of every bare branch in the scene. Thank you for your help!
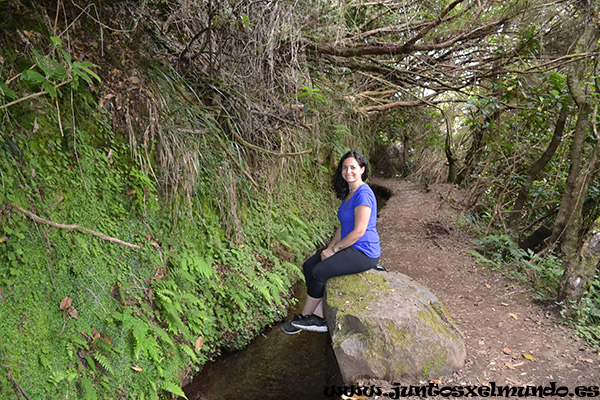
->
[8,204,142,249]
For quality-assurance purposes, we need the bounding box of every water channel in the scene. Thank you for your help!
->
[182,281,344,400]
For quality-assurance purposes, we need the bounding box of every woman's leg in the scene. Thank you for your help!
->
[301,251,324,316]
[293,248,378,332]
[302,296,323,317]
[305,247,379,299]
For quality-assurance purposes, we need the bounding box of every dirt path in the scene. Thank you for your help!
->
[374,178,599,390]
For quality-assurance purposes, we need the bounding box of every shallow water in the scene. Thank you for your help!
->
[183,281,343,400]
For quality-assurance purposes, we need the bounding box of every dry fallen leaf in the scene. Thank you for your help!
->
[195,336,204,351]
[153,268,166,280]
[59,296,73,311]
[0,237,7,243]
[132,365,143,372]
[68,307,79,319]
[503,347,512,355]
[107,149,114,164]
[505,362,516,370]
[508,313,518,319]
[523,353,537,361]
[500,302,510,307]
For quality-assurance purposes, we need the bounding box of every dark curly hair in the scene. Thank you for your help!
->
[333,151,370,199]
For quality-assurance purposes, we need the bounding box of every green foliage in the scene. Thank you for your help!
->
[572,276,600,350]
[296,85,328,113]
[469,234,564,301]
[1,36,100,107]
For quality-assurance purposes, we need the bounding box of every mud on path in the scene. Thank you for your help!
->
[373,178,600,391]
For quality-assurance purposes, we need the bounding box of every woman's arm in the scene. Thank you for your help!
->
[326,226,341,250]
[321,205,371,259]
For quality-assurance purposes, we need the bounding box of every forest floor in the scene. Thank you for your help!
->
[373,178,600,393]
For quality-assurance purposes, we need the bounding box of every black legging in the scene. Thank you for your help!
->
[303,247,380,298]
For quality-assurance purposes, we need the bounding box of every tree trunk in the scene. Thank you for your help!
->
[455,108,502,185]
[507,106,569,233]
[550,72,592,256]
[445,118,458,183]
[558,216,600,318]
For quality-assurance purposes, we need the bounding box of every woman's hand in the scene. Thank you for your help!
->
[321,248,336,260]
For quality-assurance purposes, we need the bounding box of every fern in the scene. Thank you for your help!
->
[160,380,187,399]
[149,324,174,347]
[145,337,163,363]
[179,344,198,363]
[93,352,114,375]
[86,355,98,374]
[81,378,98,400]
[160,300,190,337]
[253,282,273,304]
[48,370,68,386]
[132,322,149,359]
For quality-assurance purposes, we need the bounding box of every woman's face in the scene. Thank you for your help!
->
[341,157,365,185]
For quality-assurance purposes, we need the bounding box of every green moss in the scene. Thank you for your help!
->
[418,307,456,340]
[327,271,390,316]
[430,300,456,325]
[422,346,448,379]
[382,319,414,347]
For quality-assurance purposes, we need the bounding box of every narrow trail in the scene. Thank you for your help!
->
[374,178,600,388]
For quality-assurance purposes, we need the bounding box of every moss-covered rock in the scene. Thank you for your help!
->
[324,270,466,383]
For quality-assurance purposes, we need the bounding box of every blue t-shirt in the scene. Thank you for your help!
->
[337,183,381,258]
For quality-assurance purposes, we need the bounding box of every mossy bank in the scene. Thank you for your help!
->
[0,0,379,398]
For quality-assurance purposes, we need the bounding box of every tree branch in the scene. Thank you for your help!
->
[301,16,508,57]
[8,204,141,249]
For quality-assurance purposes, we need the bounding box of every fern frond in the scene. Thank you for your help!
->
[81,378,98,400]
[180,344,198,363]
[149,324,174,347]
[160,381,187,399]
[93,352,114,375]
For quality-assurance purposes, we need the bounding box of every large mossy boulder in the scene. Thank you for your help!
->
[324,270,466,383]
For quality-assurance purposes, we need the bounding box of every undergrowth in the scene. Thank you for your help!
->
[0,19,357,400]
[468,234,564,301]
[469,233,600,351]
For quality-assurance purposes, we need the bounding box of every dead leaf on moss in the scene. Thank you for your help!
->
[153,268,166,280]
[59,296,73,310]
[107,149,114,164]
[195,336,204,351]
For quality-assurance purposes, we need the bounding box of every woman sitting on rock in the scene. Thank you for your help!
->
[283,150,381,334]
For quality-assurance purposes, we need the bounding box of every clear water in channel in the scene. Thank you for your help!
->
[183,281,343,400]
